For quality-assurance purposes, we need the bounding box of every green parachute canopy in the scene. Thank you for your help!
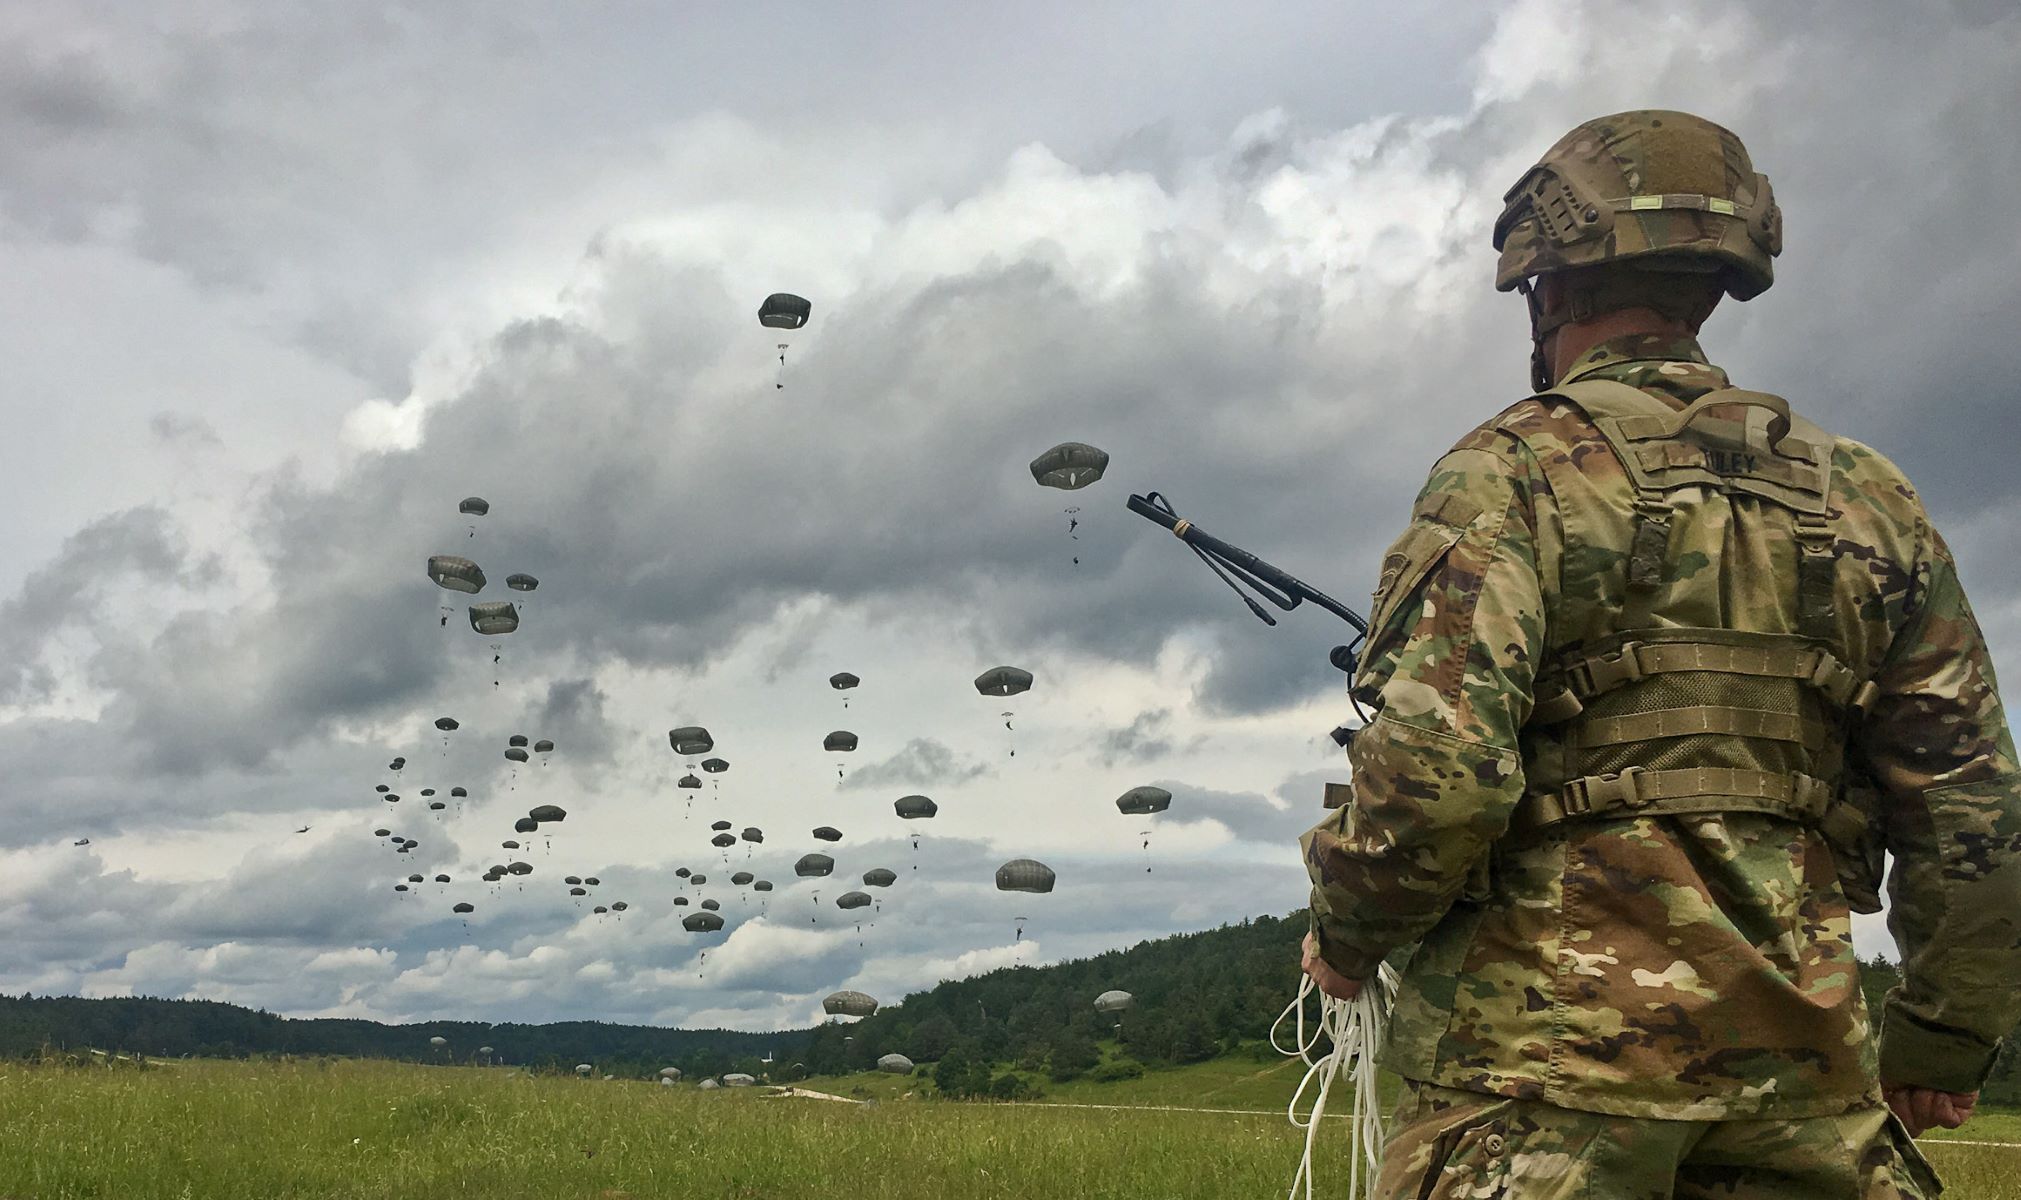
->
[795,853,835,877]
[505,573,539,592]
[528,804,566,823]
[1028,442,1109,490]
[757,293,812,329]
[862,868,897,887]
[995,858,1056,893]
[1116,786,1173,816]
[434,717,459,732]
[823,731,858,753]
[973,666,1033,697]
[812,826,842,842]
[711,833,736,848]
[823,990,877,1017]
[894,795,938,819]
[701,758,729,774]
[835,891,872,910]
[668,727,715,756]
[468,602,519,635]
[829,672,860,691]
[427,556,486,594]
[459,497,490,517]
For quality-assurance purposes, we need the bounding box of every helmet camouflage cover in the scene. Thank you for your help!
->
[1494,110,1782,300]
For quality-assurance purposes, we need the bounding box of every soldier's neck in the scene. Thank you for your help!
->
[1547,308,1699,380]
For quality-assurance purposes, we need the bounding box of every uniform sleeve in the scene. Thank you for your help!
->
[1868,526,2021,1094]
[1299,432,1551,981]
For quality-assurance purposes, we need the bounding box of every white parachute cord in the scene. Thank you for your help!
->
[1274,963,1399,1200]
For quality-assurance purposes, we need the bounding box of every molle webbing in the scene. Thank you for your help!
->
[1530,640,1880,725]
[1513,766,1832,834]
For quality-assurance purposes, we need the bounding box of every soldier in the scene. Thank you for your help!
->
[1299,110,2020,1197]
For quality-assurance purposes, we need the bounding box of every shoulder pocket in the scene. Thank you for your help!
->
[1359,516,1471,683]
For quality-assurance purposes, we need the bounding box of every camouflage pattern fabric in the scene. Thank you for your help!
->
[1375,1081,1941,1199]
[1301,331,2021,1121]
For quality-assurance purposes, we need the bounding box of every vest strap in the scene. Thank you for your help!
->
[1571,705,1827,751]
[1533,639,1873,723]
[1516,767,1833,832]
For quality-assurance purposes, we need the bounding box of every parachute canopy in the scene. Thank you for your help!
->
[995,858,1056,894]
[427,556,486,594]
[533,739,554,754]
[1029,442,1109,490]
[452,902,475,914]
[688,874,706,885]
[504,748,529,763]
[823,731,858,753]
[1094,989,1135,1013]
[428,801,446,810]
[701,758,729,774]
[468,602,519,636]
[508,735,529,748]
[565,876,582,885]
[823,990,877,1017]
[723,1073,755,1087]
[683,912,725,932]
[700,898,720,911]
[513,818,538,833]
[711,820,733,832]
[659,1067,682,1080]
[1116,786,1173,816]
[757,293,812,329]
[505,573,539,592]
[753,880,774,892]
[668,727,715,756]
[731,871,754,886]
[835,891,872,910]
[434,874,450,883]
[450,787,467,798]
[829,672,860,691]
[528,804,566,823]
[973,666,1033,697]
[741,827,764,843]
[862,868,897,888]
[678,774,702,789]
[878,1053,915,1075]
[459,497,491,517]
[434,717,460,732]
[795,854,835,878]
[430,1036,449,1046]
[711,833,736,848]
[894,795,938,819]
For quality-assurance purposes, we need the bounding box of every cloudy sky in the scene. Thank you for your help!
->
[3,0,2017,1030]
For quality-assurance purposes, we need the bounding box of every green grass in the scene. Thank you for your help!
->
[0,1056,2012,1199]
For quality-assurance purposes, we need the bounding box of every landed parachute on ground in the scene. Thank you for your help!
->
[574,1063,593,1076]
[878,1053,914,1075]
[659,1067,682,1080]
[824,990,877,1017]
[723,1072,755,1087]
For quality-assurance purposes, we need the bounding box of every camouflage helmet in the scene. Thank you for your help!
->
[1494,110,1781,300]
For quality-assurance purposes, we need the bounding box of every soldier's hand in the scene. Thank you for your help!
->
[1300,933,1363,1001]
[1882,1083,1977,1136]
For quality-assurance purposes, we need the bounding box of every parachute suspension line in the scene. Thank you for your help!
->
[1270,965,1400,1200]
[776,343,789,390]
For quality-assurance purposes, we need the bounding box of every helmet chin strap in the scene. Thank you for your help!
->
[1521,281,1557,392]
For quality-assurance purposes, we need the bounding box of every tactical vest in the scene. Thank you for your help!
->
[1512,379,1883,908]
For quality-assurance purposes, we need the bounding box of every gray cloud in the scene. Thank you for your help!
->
[838,738,991,793]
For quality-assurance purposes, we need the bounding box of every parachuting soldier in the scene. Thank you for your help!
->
[1300,110,2019,1195]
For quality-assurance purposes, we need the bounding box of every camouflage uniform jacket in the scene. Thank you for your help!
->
[1302,332,2021,1119]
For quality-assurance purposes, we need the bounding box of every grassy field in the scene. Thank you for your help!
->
[0,1056,2011,1199]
